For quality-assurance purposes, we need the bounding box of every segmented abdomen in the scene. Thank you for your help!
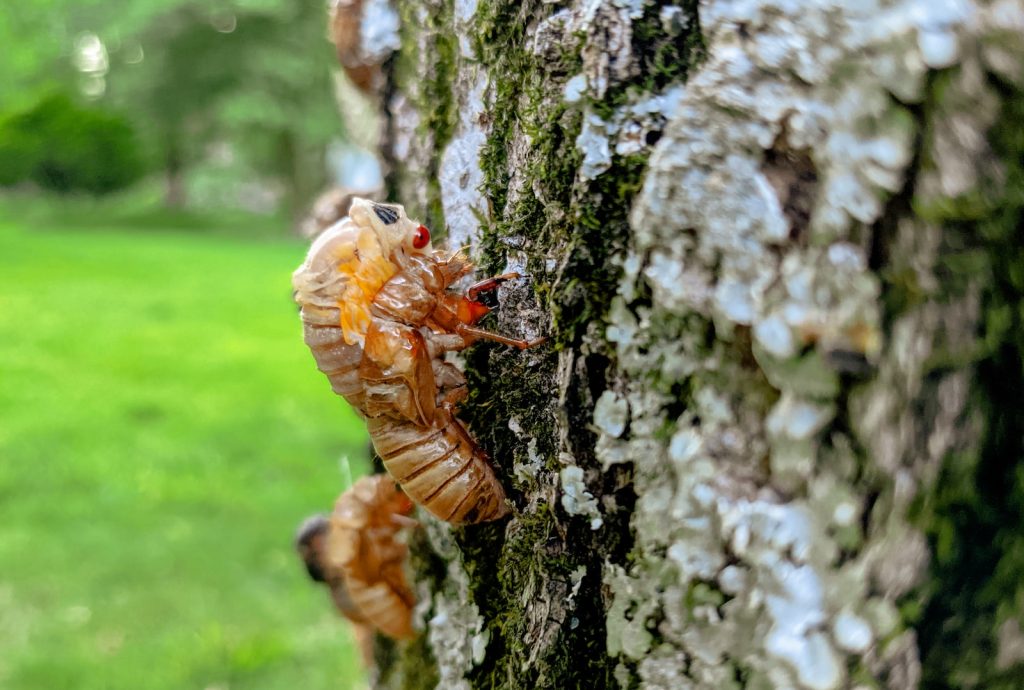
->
[344,577,414,640]
[296,247,512,525]
[366,415,509,524]
[301,316,365,407]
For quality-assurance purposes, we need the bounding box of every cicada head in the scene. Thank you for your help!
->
[349,197,434,262]
[295,514,331,583]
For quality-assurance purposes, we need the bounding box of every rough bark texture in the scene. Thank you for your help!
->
[355,0,1024,688]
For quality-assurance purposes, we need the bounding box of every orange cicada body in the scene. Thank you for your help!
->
[296,475,417,641]
[293,198,543,524]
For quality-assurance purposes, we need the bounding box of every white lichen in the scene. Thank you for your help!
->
[577,113,613,180]
[564,74,588,103]
[595,0,1017,687]
[593,390,629,438]
[359,0,402,64]
[440,69,491,249]
[833,609,874,654]
[421,519,489,689]
[566,565,587,607]
[572,87,683,178]
[560,465,603,530]
[509,417,545,483]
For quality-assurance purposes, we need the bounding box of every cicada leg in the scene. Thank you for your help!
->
[390,513,420,529]
[422,319,545,354]
[432,359,468,408]
[465,272,521,301]
[456,324,547,350]
[453,273,524,326]
[438,385,469,409]
[423,331,466,354]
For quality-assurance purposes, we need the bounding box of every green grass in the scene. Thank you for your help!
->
[0,213,369,689]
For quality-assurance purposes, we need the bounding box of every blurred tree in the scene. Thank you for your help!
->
[0,92,145,194]
[0,1,341,215]
[0,2,76,112]
[111,2,340,213]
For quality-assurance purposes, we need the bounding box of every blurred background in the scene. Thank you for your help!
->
[0,1,373,687]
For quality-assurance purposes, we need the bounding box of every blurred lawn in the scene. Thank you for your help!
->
[0,213,368,689]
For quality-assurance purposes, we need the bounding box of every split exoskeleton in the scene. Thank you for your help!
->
[296,476,418,648]
[293,198,543,524]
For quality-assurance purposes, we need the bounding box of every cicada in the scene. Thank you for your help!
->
[293,198,543,524]
[295,475,418,642]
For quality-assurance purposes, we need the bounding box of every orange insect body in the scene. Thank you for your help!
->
[328,476,417,640]
[295,515,370,625]
[293,198,543,524]
[296,476,417,641]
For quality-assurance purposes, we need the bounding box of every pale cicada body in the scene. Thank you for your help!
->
[293,198,543,524]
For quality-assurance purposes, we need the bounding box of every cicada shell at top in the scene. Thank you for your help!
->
[292,198,544,524]
[328,0,396,95]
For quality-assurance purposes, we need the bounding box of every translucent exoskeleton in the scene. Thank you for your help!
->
[292,198,544,523]
[296,475,418,642]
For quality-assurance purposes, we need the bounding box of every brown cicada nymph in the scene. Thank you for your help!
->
[292,199,543,524]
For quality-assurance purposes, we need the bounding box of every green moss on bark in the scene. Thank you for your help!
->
[373,634,442,690]
[475,1,704,349]
[382,1,703,686]
[438,2,705,688]
[591,0,705,119]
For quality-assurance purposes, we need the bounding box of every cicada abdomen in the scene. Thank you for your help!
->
[366,412,509,524]
[301,322,365,406]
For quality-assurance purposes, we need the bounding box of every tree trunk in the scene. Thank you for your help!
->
[278,128,328,229]
[163,139,186,209]
[365,1,1024,688]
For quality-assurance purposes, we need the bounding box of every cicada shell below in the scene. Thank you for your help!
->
[292,198,544,524]
[296,476,417,641]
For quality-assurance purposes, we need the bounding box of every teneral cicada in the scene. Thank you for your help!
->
[292,198,543,524]
[296,475,418,642]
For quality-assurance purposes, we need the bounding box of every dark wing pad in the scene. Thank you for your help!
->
[373,204,399,225]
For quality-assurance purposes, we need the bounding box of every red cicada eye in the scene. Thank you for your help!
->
[412,224,430,249]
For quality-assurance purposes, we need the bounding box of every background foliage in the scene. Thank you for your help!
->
[0,0,341,216]
[0,2,366,687]
[0,92,145,194]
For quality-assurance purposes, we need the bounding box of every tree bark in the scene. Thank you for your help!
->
[362,1,1024,688]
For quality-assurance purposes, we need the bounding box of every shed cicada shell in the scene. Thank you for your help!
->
[296,476,418,643]
[293,198,543,524]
